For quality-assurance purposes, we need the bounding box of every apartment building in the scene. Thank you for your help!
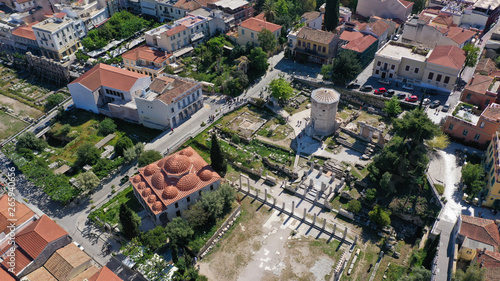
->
[122,44,174,78]
[236,17,281,47]
[461,75,500,110]
[12,22,41,55]
[484,132,500,208]
[456,215,500,261]
[356,0,413,21]
[208,0,253,22]
[32,14,82,60]
[292,27,337,64]
[301,11,323,30]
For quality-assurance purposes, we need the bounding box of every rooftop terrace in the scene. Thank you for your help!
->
[377,43,428,62]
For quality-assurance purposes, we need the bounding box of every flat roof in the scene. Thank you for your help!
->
[33,18,72,32]
[377,44,427,62]
[212,0,249,9]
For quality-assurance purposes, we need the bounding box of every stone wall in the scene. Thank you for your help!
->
[26,52,71,86]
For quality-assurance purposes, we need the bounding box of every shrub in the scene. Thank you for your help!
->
[347,199,362,213]
[98,118,117,135]
[231,134,240,144]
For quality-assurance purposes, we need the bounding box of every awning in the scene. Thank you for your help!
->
[173,46,194,58]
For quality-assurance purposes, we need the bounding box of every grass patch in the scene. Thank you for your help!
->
[310,239,343,260]
[0,111,27,140]
[385,263,406,281]
[434,184,444,195]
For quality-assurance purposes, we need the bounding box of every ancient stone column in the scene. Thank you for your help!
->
[321,182,326,191]
[343,226,348,241]
[264,189,267,202]
[313,213,316,224]
[239,175,242,191]
[291,201,295,215]
[303,208,307,220]
[282,202,285,211]
[256,189,259,199]
[330,173,336,183]
[309,178,314,187]
[332,224,337,235]
[322,218,326,229]
[319,166,323,174]
[354,234,358,245]
[273,198,276,207]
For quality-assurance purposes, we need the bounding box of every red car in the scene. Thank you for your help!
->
[405,95,418,102]
[374,88,387,95]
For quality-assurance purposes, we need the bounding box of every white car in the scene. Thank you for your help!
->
[73,241,84,251]
[402,84,414,91]
[423,98,431,105]
[393,34,400,41]
[378,79,391,85]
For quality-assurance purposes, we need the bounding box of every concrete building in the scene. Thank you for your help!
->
[473,249,500,281]
[292,27,337,64]
[311,88,340,135]
[484,132,500,208]
[122,44,174,78]
[32,14,82,60]
[135,75,203,129]
[130,146,221,225]
[235,17,281,47]
[68,63,151,121]
[156,0,217,22]
[372,43,465,92]
[208,0,253,22]
[442,103,500,148]
[12,21,41,55]
[356,0,413,21]
[206,9,236,34]
[339,32,378,66]
[461,75,500,110]
[456,215,500,261]
[346,19,390,49]
[301,11,323,30]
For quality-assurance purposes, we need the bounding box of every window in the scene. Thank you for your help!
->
[391,65,395,70]
[298,40,301,46]
[491,176,496,187]
[448,124,454,130]
[251,32,254,38]
[466,93,471,100]
[376,70,379,75]
[389,73,393,78]
[414,67,419,73]
[377,61,381,66]
[171,108,174,113]
[322,46,326,52]
[462,129,468,136]
[474,134,480,141]
[486,99,491,106]
[405,65,410,71]
[480,121,485,128]
[210,185,214,190]
[241,29,244,35]
[436,74,442,82]
[313,44,316,51]
[175,202,179,208]
[444,76,450,84]
[176,210,181,217]
[187,196,190,202]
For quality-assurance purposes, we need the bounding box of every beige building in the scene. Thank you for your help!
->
[122,44,174,78]
[236,17,281,47]
[311,88,340,135]
[356,0,413,21]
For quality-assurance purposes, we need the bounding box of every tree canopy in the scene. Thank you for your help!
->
[452,261,485,281]
[258,29,278,53]
[98,118,117,135]
[322,52,362,85]
[76,171,100,191]
[45,93,65,111]
[210,134,227,176]
[16,132,47,152]
[115,136,134,157]
[140,226,168,251]
[392,109,439,145]
[383,96,402,117]
[77,143,101,166]
[270,77,294,101]
[324,0,340,31]
[138,149,163,167]
[461,163,485,197]
[347,199,361,213]
[248,47,269,75]
[369,205,391,227]
[119,203,141,239]
[165,217,194,246]
[401,267,432,281]
[463,43,480,69]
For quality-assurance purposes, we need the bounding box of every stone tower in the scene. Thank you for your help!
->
[310,87,340,135]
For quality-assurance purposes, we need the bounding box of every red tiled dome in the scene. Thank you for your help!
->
[144,164,160,176]
[142,188,152,197]
[177,173,200,191]
[157,158,167,168]
[163,154,191,174]
[192,158,206,172]
[151,172,165,189]
[148,194,157,203]
[179,149,194,157]
[162,185,179,199]
[198,169,213,181]
[132,175,142,183]
[152,201,163,212]
[137,182,146,190]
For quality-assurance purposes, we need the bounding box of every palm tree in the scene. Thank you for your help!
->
[263,0,276,22]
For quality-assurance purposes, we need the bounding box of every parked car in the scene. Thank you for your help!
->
[73,241,84,251]
[442,104,450,112]
[347,83,361,89]
[405,95,418,102]
[393,34,400,41]
[120,175,130,184]
[383,89,395,97]
[378,79,391,85]
[360,85,373,92]
[429,100,441,108]
[395,93,406,99]
[423,98,431,105]
[402,84,414,91]
[374,87,387,95]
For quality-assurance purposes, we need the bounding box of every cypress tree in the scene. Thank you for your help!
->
[210,133,227,177]
[119,203,140,239]
[324,0,340,32]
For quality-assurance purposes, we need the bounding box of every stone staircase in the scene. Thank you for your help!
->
[323,161,346,179]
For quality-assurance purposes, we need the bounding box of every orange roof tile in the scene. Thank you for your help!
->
[302,11,321,22]
[165,25,187,37]
[427,45,466,70]
[0,267,15,281]
[297,27,336,45]
[365,20,390,37]
[342,34,377,53]
[69,265,100,281]
[44,243,91,281]
[476,250,500,281]
[460,215,500,250]
[482,103,500,122]
[0,194,36,235]
[12,22,38,41]
[446,27,476,45]
[69,63,148,92]
[240,17,282,33]
[131,147,221,215]
[399,0,414,8]
[122,45,172,64]
[24,266,58,281]
[254,12,266,21]
[150,75,201,105]
[15,215,68,259]
[464,75,494,95]
[1,248,33,275]
[431,14,455,28]
[340,30,364,42]
[88,266,122,281]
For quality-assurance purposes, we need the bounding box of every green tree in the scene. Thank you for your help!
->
[77,143,101,166]
[16,132,47,151]
[461,163,485,197]
[124,142,144,163]
[98,118,117,135]
[75,49,89,63]
[383,96,402,117]
[326,52,362,86]
[401,267,432,281]
[45,93,65,110]
[248,47,269,75]
[184,202,210,229]
[269,77,293,101]
[218,184,236,210]
[200,190,224,221]
[300,0,317,14]
[210,134,227,177]
[320,64,333,80]
[365,188,377,202]
[56,124,71,137]
[452,261,485,281]
[138,149,162,167]
[460,43,479,76]
[347,199,362,213]
[380,172,396,194]
[140,226,168,251]
[263,0,277,22]
[426,133,450,150]
[119,203,141,239]
[324,0,340,31]
[392,109,439,145]
[75,171,100,191]
[369,205,391,227]
[165,217,194,246]
[258,29,278,54]
[115,136,133,157]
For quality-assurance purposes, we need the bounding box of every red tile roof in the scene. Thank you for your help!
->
[150,75,200,105]
[297,27,336,45]
[88,266,122,281]
[342,34,377,53]
[482,103,500,122]
[54,12,66,19]
[430,14,455,28]
[69,63,148,92]
[0,267,15,281]
[0,194,35,235]
[12,22,38,41]
[174,0,216,11]
[399,0,414,8]
[366,20,390,37]
[240,17,282,33]
[24,266,58,281]
[446,27,476,45]
[464,75,494,95]
[1,248,33,275]
[131,147,221,215]
[427,45,466,70]
[339,30,364,42]
[302,11,321,22]
[44,243,91,281]
[15,215,68,259]
[460,215,500,250]
[476,250,500,281]
[165,25,187,37]
[122,45,172,64]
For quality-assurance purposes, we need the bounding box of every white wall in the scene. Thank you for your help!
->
[308,17,323,30]
[68,83,100,113]
[356,0,411,21]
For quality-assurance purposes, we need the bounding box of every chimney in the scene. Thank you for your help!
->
[470,76,475,85]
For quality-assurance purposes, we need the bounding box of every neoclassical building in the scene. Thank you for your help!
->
[130,147,221,225]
